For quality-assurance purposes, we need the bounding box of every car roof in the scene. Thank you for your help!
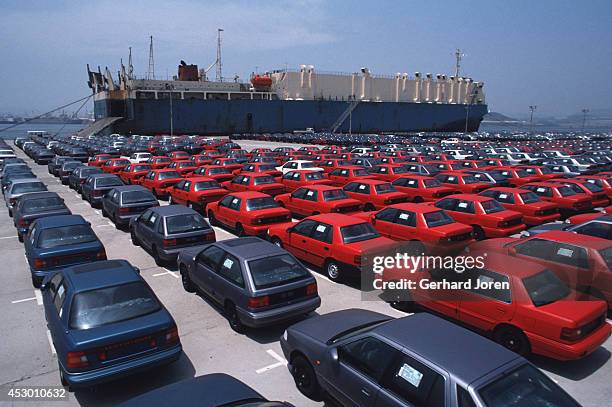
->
[9,178,44,185]
[111,185,150,193]
[375,312,521,386]
[309,213,367,226]
[387,202,444,213]
[216,237,285,260]
[351,179,388,185]
[89,173,119,179]
[535,231,611,249]
[18,191,61,201]
[226,191,268,198]
[62,260,140,292]
[150,205,198,216]
[441,193,491,202]
[303,184,341,191]
[485,187,526,194]
[35,214,87,228]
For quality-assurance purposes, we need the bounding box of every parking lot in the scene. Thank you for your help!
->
[1,139,612,407]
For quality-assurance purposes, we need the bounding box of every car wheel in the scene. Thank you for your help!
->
[291,355,323,401]
[494,326,531,356]
[130,229,140,246]
[153,245,164,266]
[235,223,246,237]
[31,274,41,289]
[225,302,244,334]
[58,364,73,392]
[271,237,283,248]
[325,260,342,281]
[472,225,486,241]
[208,211,218,226]
[17,233,23,243]
[180,265,195,293]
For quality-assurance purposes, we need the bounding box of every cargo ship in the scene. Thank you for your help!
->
[87,58,488,136]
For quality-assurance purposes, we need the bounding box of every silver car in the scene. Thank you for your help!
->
[4,179,47,216]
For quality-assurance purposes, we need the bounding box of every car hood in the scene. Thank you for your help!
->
[289,308,392,344]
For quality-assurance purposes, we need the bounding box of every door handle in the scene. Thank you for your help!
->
[324,247,329,251]
[361,388,371,397]
[496,307,505,312]
[302,240,306,243]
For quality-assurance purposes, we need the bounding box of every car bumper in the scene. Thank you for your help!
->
[244,224,280,236]
[237,296,321,328]
[527,323,611,361]
[61,345,182,388]
[523,213,561,226]
[482,224,525,238]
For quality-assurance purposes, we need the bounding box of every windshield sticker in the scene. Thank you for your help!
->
[223,258,234,269]
[315,225,327,233]
[397,363,423,388]
[557,248,574,257]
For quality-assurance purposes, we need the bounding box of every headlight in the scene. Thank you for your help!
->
[282,329,288,341]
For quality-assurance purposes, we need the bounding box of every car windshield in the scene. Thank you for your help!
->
[481,199,505,214]
[479,364,579,407]
[12,182,46,194]
[22,197,65,213]
[95,177,123,187]
[557,186,577,197]
[581,182,603,193]
[341,223,381,244]
[194,181,220,191]
[323,189,348,201]
[520,192,541,204]
[254,176,275,185]
[424,211,455,227]
[248,254,310,289]
[69,282,161,330]
[122,190,155,204]
[38,224,98,248]
[305,172,325,180]
[158,171,181,180]
[600,247,612,269]
[522,269,570,306]
[374,183,396,193]
[424,179,442,188]
[246,197,279,211]
[63,162,81,170]
[165,214,209,234]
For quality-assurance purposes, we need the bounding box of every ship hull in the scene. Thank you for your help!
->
[95,98,488,135]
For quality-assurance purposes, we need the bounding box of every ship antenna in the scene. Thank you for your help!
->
[454,48,464,78]
[128,46,134,80]
[148,35,155,80]
[216,28,224,82]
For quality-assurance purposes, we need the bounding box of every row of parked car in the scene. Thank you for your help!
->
[5,132,611,406]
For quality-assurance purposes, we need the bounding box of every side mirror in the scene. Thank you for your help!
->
[133,267,141,274]
[287,227,293,234]
[329,347,339,364]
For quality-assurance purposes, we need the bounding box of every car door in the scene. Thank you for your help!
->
[392,209,418,241]
[209,253,245,305]
[304,221,333,267]
[45,276,68,356]
[215,195,234,226]
[181,180,192,203]
[372,208,399,239]
[326,336,400,407]
[173,180,186,203]
[139,211,159,250]
[108,190,120,216]
[192,245,226,297]
[285,219,317,260]
[287,188,309,216]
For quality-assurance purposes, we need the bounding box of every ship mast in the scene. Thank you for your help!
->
[128,46,134,80]
[148,35,155,80]
[454,48,464,78]
[216,28,224,82]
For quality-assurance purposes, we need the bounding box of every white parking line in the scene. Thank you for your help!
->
[0,236,14,240]
[46,330,56,355]
[107,221,114,227]
[256,349,287,374]
[96,224,112,228]
[11,297,36,304]
[267,349,287,364]
[34,290,43,305]
[153,270,180,278]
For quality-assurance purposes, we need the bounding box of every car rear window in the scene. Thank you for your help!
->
[22,197,65,213]
[63,162,81,170]
[580,182,603,193]
[158,171,180,180]
[557,186,577,197]
[323,189,348,201]
[305,172,325,180]
[69,282,161,330]
[424,211,454,227]
[462,175,480,184]
[520,192,540,204]
[38,224,98,249]
[246,197,279,211]
[423,179,441,188]
[341,223,381,244]
[375,183,396,193]
[122,190,156,204]
[248,254,310,289]
[194,181,220,191]
[481,199,505,214]
[254,176,275,185]
[95,177,123,187]
[479,364,579,407]
[522,269,570,306]
[11,182,46,194]
[165,214,209,234]
[81,168,102,176]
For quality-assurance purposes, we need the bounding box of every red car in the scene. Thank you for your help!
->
[496,167,540,187]
[275,185,362,217]
[101,158,131,174]
[469,231,612,310]
[167,160,198,176]
[576,175,612,199]
[550,179,609,208]
[207,191,291,236]
[517,165,561,181]
[168,177,228,210]
[189,154,213,167]
[238,163,282,177]
[168,151,190,162]
[567,206,612,224]
[148,156,172,169]
[119,163,152,185]
[88,154,112,167]
[192,165,234,182]
[267,213,395,281]
[435,172,491,194]
[521,182,592,217]
[370,164,411,181]
[327,166,375,186]
[141,169,183,199]
[356,203,473,254]
[279,170,330,192]
[342,179,408,211]
[479,187,560,226]
[408,252,610,361]
[211,158,243,173]
[434,194,525,240]
[221,172,286,196]
[391,175,455,202]
[317,159,350,174]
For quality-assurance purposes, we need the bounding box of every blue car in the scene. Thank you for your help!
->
[24,215,106,287]
[41,260,182,390]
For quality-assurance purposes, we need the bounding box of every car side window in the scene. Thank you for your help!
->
[435,198,457,211]
[495,192,515,204]
[454,200,475,214]
[330,169,342,176]
[53,282,67,314]
[467,269,511,303]
[354,183,370,194]
[48,273,63,298]
[479,189,497,199]
[219,195,234,208]
[343,182,359,192]
[302,189,318,202]
[139,210,152,223]
[403,178,419,189]
[183,181,192,191]
[111,191,120,203]
[375,208,398,223]
[146,213,158,228]
[338,336,399,382]
[175,180,185,190]
[283,172,294,180]
[217,254,244,287]
[232,175,244,184]
[292,219,317,237]
[292,188,308,200]
[457,386,477,407]
[514,238,557,261]
[382,353,445,407]
[196,245,226,270]
[396,210,417,227]
[311,222,333,244]
[228,197,242,211]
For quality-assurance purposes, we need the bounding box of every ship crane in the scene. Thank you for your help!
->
[201,28,223,82]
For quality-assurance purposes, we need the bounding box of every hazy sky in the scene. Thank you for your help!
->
[1,0,610,118]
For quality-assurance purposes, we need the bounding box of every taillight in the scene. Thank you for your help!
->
[93,190,103,197]
[162,239,177,247]
[9,198,16,206]
[96,250,106,260]
[306,283,317,296]
[165,326,180,345]
[18,218,29,227]
[204,231,216,241]
[354,255,362,265]
[33,258,46,269]
[66,351,89,369]
[248,296,270,309]
[561,327,583,342]
[118,207,131,214]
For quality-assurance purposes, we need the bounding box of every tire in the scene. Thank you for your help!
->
[493,326,531,357]
[153,245,164,266]
[325,259,342,281]
[208,211,218,226]
[18,233,23,243]
[130,229,140,246]
[31,274,41,288]
[59,364,73,392]
[291,355,323,401]
[472,225,486,241]
[271,237,283,248]
[225,302,245,334]
[180,265,195,293]
[235,223,246,237]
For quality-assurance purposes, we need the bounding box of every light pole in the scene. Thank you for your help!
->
[581,108,589,132]
[529,105,537,133]
[165,83,174,137]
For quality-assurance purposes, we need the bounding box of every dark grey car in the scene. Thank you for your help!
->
[47,156,71,176]
[68,166,103,192]
[524,214,611,239]
[130,205,215,265]
[280,310,580,407]
[12,192,71,241]
[102,185,159,229]
[177,237,320,332]
[58,160,83,184]
[81,173,124,207]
